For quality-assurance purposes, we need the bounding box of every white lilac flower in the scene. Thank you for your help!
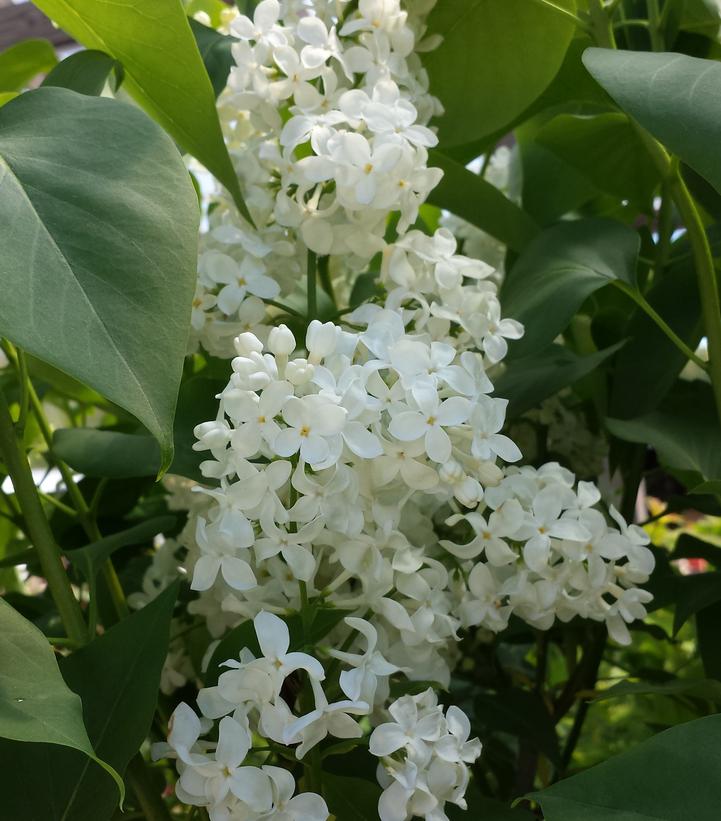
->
[157,1,657,815]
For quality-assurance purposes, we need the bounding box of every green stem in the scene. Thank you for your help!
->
[671,167,721,425]
[646,0,664,50]
[16,348,30,433]
[39,491,79,518]
[635,129,721,426]
[9,360,130,621]
[655,185,674,275]
[614,283,708,369]
[612,18,649,30]
[307,250,318,322]
[265,299,305,319]
[125,754,172,821]
[317,255,336,306]
[0,388,87,644]
[587,0,617,47]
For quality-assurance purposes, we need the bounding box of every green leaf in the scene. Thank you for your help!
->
[33,0,252,222]
[170,375,227,483]
[606,381,721,489]
[0,39,57,92]
[66,516,176,631]
[517,119,597,225]
[608,233,705,419]
[449,786,534,820]
[42,49,120,96]
[423,0,578,149]
[427,150,539,253]
[501,218,639,357]
[0,597,124,805]
[189,17,236,98]
[205,621,259,686]
[495,341,624,418]
[582,49,721,196]
[0,87,198,471]
[593,677,721,704]
[527,714,721,820]
[0,91,18,108]
[536,113,660,210]
[673,572,721,634]
[205,605,349,686]
[0,582,178,820]
[53,374,228,483]
[475,688,561,765]
[187,0,229,28]
[697,600,721,681]
[672,534,721,568]
[54,430,160,479]
[324,774,382,821]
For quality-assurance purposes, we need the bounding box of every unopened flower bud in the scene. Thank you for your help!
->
[234,332,264,357]
[268,324,296,356]
[286,358,315,385]
[306,319,337,363]
[192,421,230,451]
[477,460,504,487]
[439,459,464,485]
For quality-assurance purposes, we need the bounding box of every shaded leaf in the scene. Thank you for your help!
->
[66,515,176,598]
[189,17,236,98]
[608,232,706,418]
[697,600,721,681]
[427,150,539,253]
[0,597,124,803]
[606,381,721,489]
[672,534,721,567]
[536,112,659,210]
[205,605,349,686]
[324,773,382,821]
[475,688,560,765]
[527,714,721,820]
[0,582,178,820]
[42,49,120,96]
[495,342,624,418]
[594,677,721,704]
[673,572,721,634]
[54,429,160,479]
[501,218,639,357]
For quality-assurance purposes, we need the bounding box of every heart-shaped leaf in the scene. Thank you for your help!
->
[0,87,198,469]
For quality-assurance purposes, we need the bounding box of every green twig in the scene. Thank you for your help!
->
[39,491,78,518]
[307,250,318,321]
[16,348,30,433]
[317,255,336,306]
[265,299,305,319]
[613,283,708,369]
[634,129,721,426]
[587,0,617,47]
[646,0,665,50]
[125,754,172,821]
[0,387,87,644]
[612,18,649,30]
